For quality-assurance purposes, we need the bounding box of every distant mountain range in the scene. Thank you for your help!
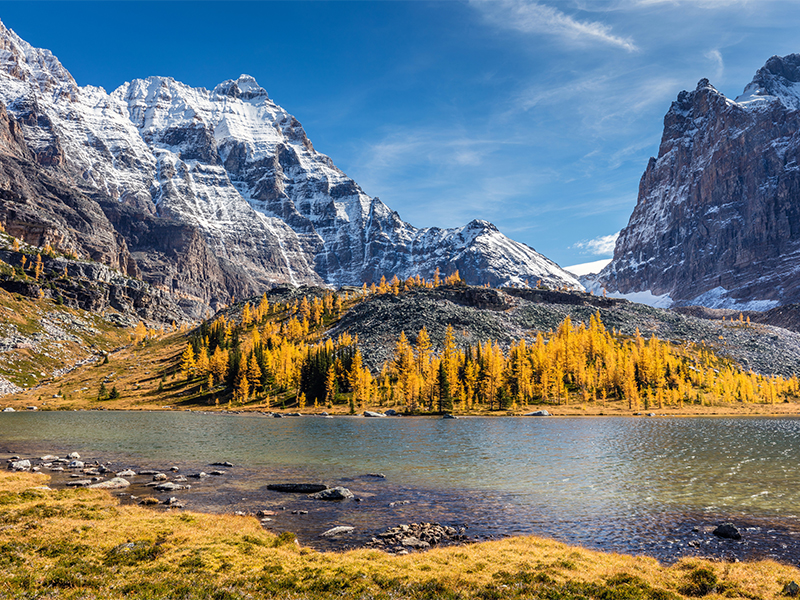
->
[0,20,580,318]
[595,53,800,310]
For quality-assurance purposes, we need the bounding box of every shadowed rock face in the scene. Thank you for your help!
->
[599,54,800,310]
[0,20,581,319]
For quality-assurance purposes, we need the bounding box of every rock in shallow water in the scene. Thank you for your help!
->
[155,482,189,492]
[308,487,354,500]
[88,477,130,490]
[320,526,355,537]
[713,523,742,540]
[267,483,327,494]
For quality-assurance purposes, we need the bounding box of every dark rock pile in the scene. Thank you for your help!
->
[368,522,469,553]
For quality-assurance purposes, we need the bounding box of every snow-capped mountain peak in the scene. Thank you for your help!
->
[734,53,800,111]
[0,21,581,316]
[598,53,800,309]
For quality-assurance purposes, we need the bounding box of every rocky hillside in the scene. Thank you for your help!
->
[598,54,800,310]
[328,285,800,378]
[0,20,580,320]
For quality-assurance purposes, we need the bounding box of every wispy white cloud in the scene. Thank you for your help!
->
[572,231,620,255]
[705,48,724,81]
[627,0,752,6]
[471,0,638,52]
[359,130,520,172]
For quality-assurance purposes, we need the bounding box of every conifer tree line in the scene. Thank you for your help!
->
[174,275,800,412]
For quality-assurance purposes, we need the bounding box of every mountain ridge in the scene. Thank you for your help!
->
[596,53,800,310]
[0,21,581,318]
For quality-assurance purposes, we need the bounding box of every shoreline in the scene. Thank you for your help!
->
[1,468,799,600]
[5,401,800,417]
[5,437,800,566]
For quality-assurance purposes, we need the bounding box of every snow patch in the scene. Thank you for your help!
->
[581,278,674,308]
[685,287,779,311]
[564,258,612,277]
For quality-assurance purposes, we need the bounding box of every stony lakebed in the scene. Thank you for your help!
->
[3,445,798,563]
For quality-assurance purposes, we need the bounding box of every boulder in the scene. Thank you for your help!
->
[67,460,85,469]
[523,410,551,417]
[363,411,386,417]
[400,536,430,549]
[442,413,458,419]
[309,487,354,501]
[67,452,81,460]
[267,483,327,493]
[116,469,137,477]
[2,407,15,412]
[712,523,742,540]
[9,459,31,471]
[211,461,233,467]
[88,477,130,490]
[153,473,168,481]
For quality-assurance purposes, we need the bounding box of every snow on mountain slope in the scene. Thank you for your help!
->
[598,54,800,309]
[0,20,580,304]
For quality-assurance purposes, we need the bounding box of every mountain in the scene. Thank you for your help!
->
[597,54,800,310]
[0,21,580,318]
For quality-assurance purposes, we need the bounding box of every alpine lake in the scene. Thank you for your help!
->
[2,411,799,564]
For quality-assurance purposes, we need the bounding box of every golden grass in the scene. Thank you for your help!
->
[0,470,797,599]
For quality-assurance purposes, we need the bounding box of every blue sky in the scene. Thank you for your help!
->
[1,1,798,267]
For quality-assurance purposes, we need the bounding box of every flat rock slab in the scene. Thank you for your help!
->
[363,411,386,417]
[66,479,92,487]
[268,483,328,494]
[88,477,130,490]
[523,410,551,417]
[320,526,355,537]
[155,482,190,492]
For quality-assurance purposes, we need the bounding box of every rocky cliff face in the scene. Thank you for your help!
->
[0,21,580,319]
[599,54,800,309]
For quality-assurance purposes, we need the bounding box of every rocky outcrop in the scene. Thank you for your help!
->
[317,283,800,377]
[599,54,800,309]
[0,250,185,324]
[0,20,581,319]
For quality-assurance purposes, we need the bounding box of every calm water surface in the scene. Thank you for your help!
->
[2,411,799,562]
